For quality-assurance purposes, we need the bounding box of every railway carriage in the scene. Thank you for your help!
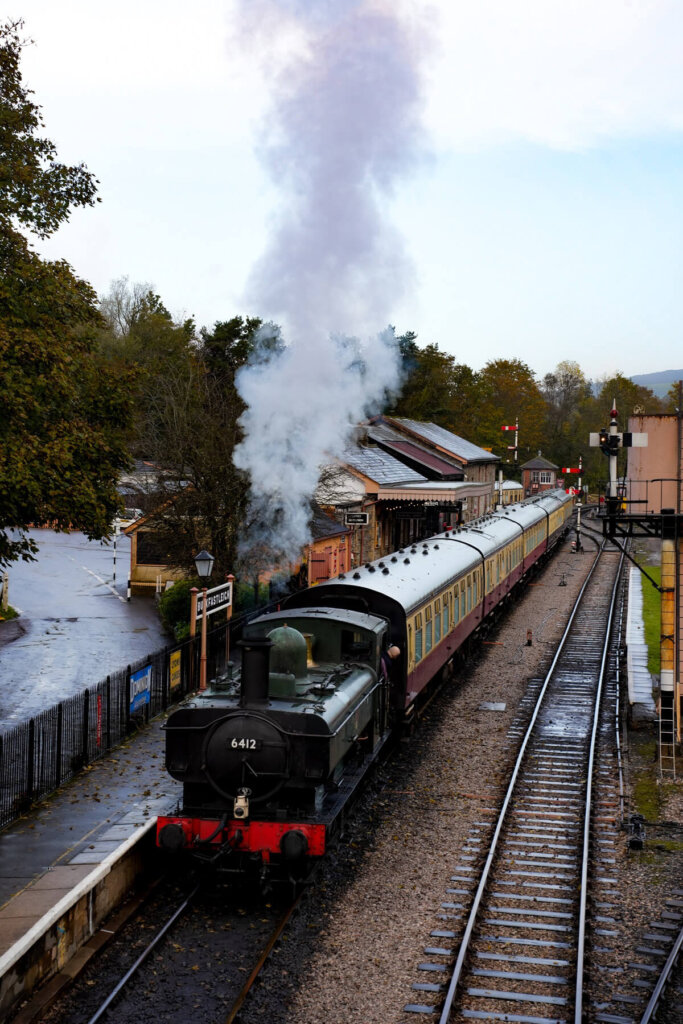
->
[157,489,573,877]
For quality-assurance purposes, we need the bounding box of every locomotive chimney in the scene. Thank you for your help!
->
[238,637,273,706]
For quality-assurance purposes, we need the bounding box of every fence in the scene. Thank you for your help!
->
[0,597,282,830]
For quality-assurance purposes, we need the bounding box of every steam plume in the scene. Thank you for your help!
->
[232,0,431,564]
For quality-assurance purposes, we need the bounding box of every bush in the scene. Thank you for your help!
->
[158,580,194,637]
[233,581,270,614]
[158,578,275,640]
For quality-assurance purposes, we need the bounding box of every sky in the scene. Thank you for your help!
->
[17,0,683,382]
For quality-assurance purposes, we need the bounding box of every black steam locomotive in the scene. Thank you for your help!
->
[157,489,573,876]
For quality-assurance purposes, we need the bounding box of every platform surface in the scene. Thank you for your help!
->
[0,717,180,960]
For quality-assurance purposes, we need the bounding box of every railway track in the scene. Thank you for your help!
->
[78,881,301,1024]
[403,544,627,1023]
[35,873,300,1024]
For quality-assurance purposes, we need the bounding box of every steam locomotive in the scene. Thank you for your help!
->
[156,488,573,877]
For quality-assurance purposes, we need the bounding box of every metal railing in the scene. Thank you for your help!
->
[0,596,282,830]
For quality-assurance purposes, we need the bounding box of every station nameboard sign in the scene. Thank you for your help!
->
[130,664,151,713]
[345,512,369,526]
[196,580,233,618]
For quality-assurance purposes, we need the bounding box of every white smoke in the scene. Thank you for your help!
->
[232,0,432,563]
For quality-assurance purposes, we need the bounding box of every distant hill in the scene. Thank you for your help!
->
[630,369,683,398]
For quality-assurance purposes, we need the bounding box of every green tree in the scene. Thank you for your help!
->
[388,335,479,438]
[0,21,133,565]
[575,373,665,494]
[541,360,592,470]
[474,359,547,464]
[664,379,683,412]
[594,372,663,419]
[98,277,198,458]
[125,317,266,578]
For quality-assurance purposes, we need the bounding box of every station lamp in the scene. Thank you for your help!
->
[194,549,215,579]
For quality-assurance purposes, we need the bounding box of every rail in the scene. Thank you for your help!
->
[574,543,623,1023]
[639,923,683,1024]
[437,542,624,1023]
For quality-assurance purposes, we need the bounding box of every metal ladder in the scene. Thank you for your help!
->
[659,699,677,778]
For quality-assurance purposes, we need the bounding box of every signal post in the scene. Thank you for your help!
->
[590,403,682,772]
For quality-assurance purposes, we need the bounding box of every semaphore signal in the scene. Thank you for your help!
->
[501,418,519,464]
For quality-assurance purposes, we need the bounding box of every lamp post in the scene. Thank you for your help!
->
[194,549,214,691]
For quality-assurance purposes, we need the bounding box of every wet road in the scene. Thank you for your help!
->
[0,529,168,726]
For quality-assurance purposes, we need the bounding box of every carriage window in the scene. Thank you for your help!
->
[425,606,433,654]
[434,599,441,644]
[460,584,466,618]
[467,580,472,612]
[452,589,459,624]
[443,593,449,633]
[414,613,423,661]
[473,573,478,604]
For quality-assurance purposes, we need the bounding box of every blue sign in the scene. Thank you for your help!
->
[130,664,152,713]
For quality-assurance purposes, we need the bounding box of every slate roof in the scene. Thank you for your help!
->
[310,503,349,540]
[367,421,464,479]
[495,479,523,491]
[384,417,499,464]
[340,442,427,486]
[520,455,558,471]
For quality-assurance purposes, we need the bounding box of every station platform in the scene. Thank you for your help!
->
[0,716,181,1018]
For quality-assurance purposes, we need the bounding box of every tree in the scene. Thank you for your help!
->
[0,21,134,565]
[387,335,479,438]
[127,317,266,579]
[541,360,592,469]
[664,379,683,412]
[474,359,547,463]
[594,372,663,419]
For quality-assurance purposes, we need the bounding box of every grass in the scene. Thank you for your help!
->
[0,603,19,622]
[632,767,661,821]
[639,565,661,675]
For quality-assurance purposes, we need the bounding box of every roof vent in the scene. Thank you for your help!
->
[434,544,440,550]
[391,556,397,563]
[382,567,389,575]
[422,549,428,556]
[339,573,346,579]
[368,565,376,573]
[364,562,371,569]
[404,558,410,564]
[353,572,361,579]
[378,561,385,568]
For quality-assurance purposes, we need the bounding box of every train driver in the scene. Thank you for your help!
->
[380,644,401,683]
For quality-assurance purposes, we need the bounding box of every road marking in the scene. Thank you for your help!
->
[81,566,127,603]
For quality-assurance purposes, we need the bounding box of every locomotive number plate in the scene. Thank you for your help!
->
[230,738,262,750]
